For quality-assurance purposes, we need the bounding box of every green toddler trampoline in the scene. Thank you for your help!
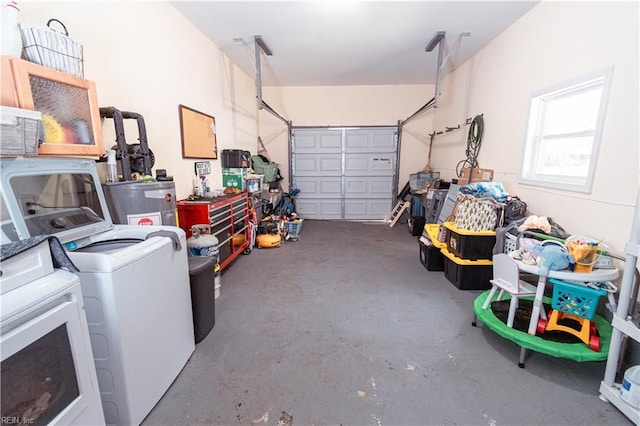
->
[473,290,612,362]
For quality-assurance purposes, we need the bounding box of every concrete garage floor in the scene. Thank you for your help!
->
[143,219,631,426]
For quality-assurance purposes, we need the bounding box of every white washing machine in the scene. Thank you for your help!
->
[0,157,195,426]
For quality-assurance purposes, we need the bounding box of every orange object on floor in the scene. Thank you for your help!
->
[256,233,280,248]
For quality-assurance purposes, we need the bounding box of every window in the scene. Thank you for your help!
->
[520,68,613,193]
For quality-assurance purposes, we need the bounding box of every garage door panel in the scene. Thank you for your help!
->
[344,133,367,150]
[320,156,342,173]
[296,177,342,198]
[295,178,319,195]
[344,200,367,216]
[344,153,395,176]
[295,199,317,216]
[294,154,342,176]
[294,130,342,153]
[294,156,319,174]
[370,177,393,194]
[345,176,393,197]
[294,133,318,151]
[345,178,366,195]
[319,179,342,195]
[370,156,395,173]
[345,128,396,153]
[344,199,393,219]
[296,199,342,219]
[345,155,368,172]
[371,131,397,150]
[368,199,394,216]
[318,133,342,151]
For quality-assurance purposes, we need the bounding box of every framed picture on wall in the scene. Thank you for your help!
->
[178,104,217,159]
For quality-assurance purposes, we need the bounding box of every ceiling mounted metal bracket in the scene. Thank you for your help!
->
[399,31,445,126]
[425,31,446,108]
[440,32,471,71]
[253,35,289,127]
[425,31,445,53]
[254,35,272,56]
[254,35,270,109]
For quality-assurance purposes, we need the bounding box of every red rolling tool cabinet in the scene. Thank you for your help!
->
[177,192,250,270]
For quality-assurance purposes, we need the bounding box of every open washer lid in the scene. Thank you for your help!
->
[1,157,114,249]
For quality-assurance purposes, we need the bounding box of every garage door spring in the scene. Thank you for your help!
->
[456,114,484,177]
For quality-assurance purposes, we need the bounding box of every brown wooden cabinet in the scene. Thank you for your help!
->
[1,56,104,157]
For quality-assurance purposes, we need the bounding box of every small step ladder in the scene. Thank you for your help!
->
[385,201,411,227]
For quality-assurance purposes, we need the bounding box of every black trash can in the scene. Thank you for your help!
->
[188,256,216,343]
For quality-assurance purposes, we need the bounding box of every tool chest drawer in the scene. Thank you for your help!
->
[177,192,249,270]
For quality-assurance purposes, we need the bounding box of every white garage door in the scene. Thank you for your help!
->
[292,127,398,220]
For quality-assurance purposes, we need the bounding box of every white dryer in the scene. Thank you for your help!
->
[0,157,195,426]
[1,238,105,425]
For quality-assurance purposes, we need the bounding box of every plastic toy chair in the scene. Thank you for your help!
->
[482,253,545,328]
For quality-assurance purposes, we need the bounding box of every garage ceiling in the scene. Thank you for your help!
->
[171,1,539,87]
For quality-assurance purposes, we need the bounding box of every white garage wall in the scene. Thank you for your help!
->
[18,1,258,199]
[260,84,435,192]
[430,1,639,255]
[13,2,638,257]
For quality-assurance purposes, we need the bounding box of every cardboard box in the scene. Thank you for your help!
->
[457,167,494,184]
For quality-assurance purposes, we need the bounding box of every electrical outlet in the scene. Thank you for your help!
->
[19,194,36,215]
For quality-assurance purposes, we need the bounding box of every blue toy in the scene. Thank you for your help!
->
[537,244,575,276]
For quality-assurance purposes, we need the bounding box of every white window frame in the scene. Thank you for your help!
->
[520,67,614,193]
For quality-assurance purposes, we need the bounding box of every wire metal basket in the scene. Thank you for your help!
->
[19,19,84,77]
